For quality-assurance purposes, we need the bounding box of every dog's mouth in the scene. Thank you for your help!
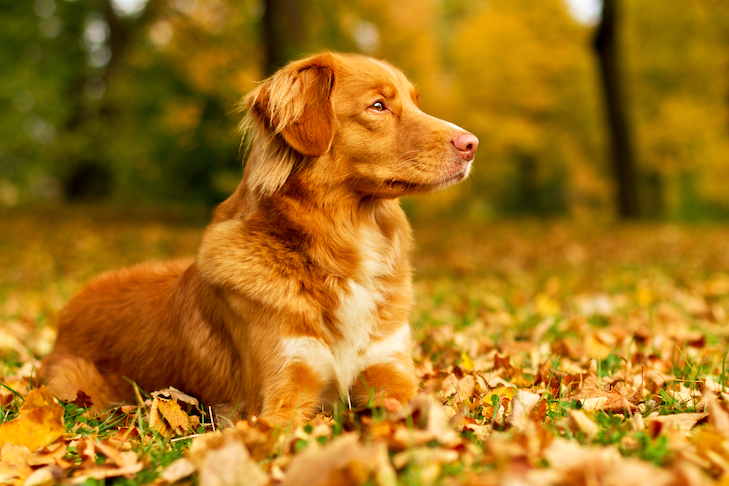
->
[383,179,430,195]
[382,160,471,196]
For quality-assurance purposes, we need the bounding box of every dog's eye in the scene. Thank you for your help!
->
[371,101,386,111]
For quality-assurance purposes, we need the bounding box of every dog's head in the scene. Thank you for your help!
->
[242,52,478,199]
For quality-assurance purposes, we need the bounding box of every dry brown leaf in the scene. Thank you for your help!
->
[153,387,201,409]
[94,439,126,467]
[188,429,268,486]
[440,374,476,404]
[667,384,702,408]
[160,457,196,483]
[70,451,143,482]
[149,395,193,437]
[391,447,459,469]
[571,361,637,413]
[567,409,600,441]
[670,459,715,486]
[281,433,396,486]
[72,437,96,469]
[692,428,729,472]
[544,438,674,486]
[705,390,729,438]
[235,419,281,461]
[23,464,64,486]
[570,361,602,400]
[0,387,64,452]
[704,378,729,394]
[0,442,33,484]
[157,398,191,434]
[506,390,541,431]
[585,334,613,360]
[647,412,708,432]
[26,442,70,468]
[394,394,461,448]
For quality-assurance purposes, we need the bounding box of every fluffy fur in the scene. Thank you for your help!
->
[41,52,479,425]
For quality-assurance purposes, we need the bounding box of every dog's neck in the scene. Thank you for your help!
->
[211,160,411,278]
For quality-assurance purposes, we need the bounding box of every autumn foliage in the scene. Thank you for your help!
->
[2,0,729,217]
[3,209,729,484]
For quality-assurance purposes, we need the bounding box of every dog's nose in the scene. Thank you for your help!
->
[452,133,479,161]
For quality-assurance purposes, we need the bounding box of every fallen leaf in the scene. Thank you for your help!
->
[160,457,196,483]
[71,450,143,481]
[154,387,201,409]
[571,361,636,413]
[235,419,281,461]
[544,438,674,486]
[149,394,193,437]
[281,433,396,486]
[189,429,268,486]
[391,446,459,469]
[0,387,64,451]
[460,352,474,371]
[482,386,517,423]
[704,390,729,438]
[507,390,541,431]
[535,293,560,316]
[585,333,613,360]
[566,410,599,441]
[0,442,33,484]
[647,412,708,432]
[26,442,69,467]
[23,464,64,486]
[393,394,461,447]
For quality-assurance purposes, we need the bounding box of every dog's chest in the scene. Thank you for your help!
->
[281,225,409,398]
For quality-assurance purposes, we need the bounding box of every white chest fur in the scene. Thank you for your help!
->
[279,224,411,403]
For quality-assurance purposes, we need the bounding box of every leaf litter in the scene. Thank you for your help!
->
[3,213,729,484]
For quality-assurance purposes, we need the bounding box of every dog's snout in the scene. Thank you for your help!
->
[452,133,479,162]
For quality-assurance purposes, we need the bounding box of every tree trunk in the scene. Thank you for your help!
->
[594,0,641,218]
[262,0,302,76]
[62,0,161,199]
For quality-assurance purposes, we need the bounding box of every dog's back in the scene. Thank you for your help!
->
[43,260,241,409]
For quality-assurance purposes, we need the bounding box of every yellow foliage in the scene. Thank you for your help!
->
[460,352,474,371]
[535,293,561,317]
[0,387,65,452]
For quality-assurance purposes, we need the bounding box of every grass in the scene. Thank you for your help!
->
[3,205,729,484]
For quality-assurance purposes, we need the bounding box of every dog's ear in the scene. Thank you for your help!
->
[247,54,336,157]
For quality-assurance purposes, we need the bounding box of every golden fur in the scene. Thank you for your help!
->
[41,52,479,425]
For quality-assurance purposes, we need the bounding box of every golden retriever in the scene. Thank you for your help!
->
[41,52,479,425]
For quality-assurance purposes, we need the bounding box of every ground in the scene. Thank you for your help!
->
[2,205,729,485]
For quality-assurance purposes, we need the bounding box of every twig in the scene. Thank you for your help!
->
[170,433,206,443]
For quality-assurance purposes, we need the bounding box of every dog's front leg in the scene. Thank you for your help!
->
[258,361,328,427]
[351,353,418,412]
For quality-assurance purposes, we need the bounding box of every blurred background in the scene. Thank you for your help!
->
[1,0,728,220]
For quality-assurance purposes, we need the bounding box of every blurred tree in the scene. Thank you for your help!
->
[262,0,303,75]
[622,0,729,219]
[447,0,608,217]
[594,0,640,218]
[62,0,163,199]
[2,0,729,220]
[0,0,260,206]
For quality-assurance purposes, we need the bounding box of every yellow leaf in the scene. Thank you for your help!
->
[149,395,192,437]
[0,387,64,451]
[481,386,517,420]
[636,286,653,307]
[584,334,612,361]
[535,293,560,316]
[460,352,474,371]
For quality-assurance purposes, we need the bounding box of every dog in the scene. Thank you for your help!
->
[41,52,478,426]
